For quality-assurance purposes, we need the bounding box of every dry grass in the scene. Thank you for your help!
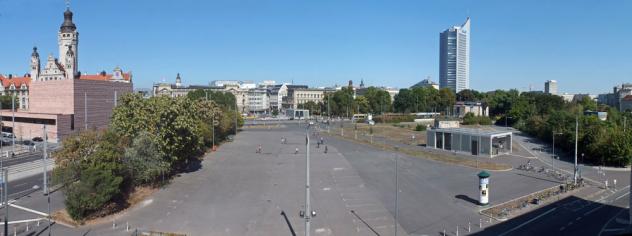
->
[328,123,511,171]
[242,124,281,129]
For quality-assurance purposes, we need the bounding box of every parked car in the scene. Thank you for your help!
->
[32,137,44,142]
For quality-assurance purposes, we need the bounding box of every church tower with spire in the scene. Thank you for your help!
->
[58,6,79,79]
[30,47,40,79]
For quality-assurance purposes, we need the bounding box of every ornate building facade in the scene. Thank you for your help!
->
[0,6,133,142]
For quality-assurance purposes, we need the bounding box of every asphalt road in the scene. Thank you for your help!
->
[4,124,620,236]
[474,186,630,236]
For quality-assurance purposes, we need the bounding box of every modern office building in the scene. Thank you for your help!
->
[545,80,558,95]
[439,18,470,93]
[247,88,270,114]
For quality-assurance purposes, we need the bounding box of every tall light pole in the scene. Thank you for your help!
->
[43,126,51,236]
[11,94,15,154]
[3,168,8,236]
[84,92,88,130]
[505,116,513,130]
[42,125,48,194]
[394,146,399,236]
[304,126,311,236]
[574,116,579,185]
[552,131,562,170]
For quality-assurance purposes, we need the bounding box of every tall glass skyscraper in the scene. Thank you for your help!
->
[439,18,470,93]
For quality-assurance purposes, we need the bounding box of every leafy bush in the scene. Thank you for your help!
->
[123,133,169,185]
[415,124,426,131]
[462,112,493,125]
[65,166,123,220]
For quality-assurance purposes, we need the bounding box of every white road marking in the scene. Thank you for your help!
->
[9,203,48,216]
[599,208,626,236]
[584,205,604,216]
[614,191,630,201]
[498,207,557,236]
[322,187,331,191]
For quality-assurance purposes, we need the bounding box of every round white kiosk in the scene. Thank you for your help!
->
[478,171,490,206]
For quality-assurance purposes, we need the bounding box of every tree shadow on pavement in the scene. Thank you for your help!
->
[455,194,480,205]
[182,158,202,173]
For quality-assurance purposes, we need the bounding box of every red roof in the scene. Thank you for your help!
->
[0,75,31,88]
[623,95,632,101]
[79,73,131,81]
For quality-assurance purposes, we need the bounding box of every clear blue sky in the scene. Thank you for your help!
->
[1,0,630,94]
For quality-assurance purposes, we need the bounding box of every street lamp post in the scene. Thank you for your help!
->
[304,126,312,236]
[574,116,579,185]
[395,149,399,236]
[552,132,563,170]
[505,116,513,130]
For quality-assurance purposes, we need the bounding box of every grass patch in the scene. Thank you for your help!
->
[328,123,511,171]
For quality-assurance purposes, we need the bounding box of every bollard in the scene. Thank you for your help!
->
[26,223,29,232]
[468,221,471,232]
[443,228,446,236]
[614,179,617,190]
[456,225,459,236]
[605,179,609,190]
[13,226,16,236]
[113,220,116,229]
[479,218,482,228]
[126,221,129,232]
[37,220,40,226]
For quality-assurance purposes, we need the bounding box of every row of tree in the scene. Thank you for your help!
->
[316,86,632,166]
[296,87,392,117]
[53,91,243,221]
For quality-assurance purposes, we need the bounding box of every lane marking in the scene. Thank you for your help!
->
[599,208,627,236]
[614,191,630,201]
[584,205,604,216]
[498,207,557,236]
[8,203,48,216]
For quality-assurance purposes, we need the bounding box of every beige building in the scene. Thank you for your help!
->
[290,88,325,109]
[225,85,249,113]
[152,73,221,98]
[453,101,489,118]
